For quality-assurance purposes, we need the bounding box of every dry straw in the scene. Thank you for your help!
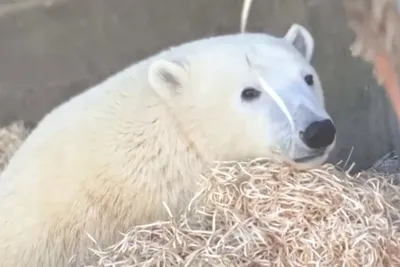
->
[80,159,400,267]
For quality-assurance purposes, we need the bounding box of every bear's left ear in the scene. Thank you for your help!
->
[148,59,188,100]
[283,24,315,62]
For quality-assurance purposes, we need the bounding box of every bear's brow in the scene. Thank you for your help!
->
[244,48,272,71]
[245,53,263,70]
[246,44,298,69]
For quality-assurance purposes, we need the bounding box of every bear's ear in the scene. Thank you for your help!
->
[148,59,188,99]
[283,23,315,62]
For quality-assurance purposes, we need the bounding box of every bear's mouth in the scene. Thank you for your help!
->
[293,151,324,163]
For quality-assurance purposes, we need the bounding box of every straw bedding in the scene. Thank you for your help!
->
[0,122,400,266]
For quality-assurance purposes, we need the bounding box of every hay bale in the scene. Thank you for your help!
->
[0,120,31,171]
[80,160,400,267]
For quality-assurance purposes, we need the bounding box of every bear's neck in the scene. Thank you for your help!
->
[88,85,211,217]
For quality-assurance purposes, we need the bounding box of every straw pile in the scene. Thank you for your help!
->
[78,160,400,267]
[0,122,400,266]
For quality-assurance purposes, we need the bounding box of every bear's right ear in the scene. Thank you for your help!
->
[148,59,188,100]
[283,23,315,62]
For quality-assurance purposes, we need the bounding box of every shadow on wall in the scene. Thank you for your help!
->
[0,0,393,172]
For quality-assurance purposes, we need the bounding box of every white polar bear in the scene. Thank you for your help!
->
[0,24,336,266]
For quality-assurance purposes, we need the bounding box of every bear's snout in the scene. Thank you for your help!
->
[299,119,336,150]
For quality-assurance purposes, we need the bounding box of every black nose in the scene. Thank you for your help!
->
[300,119,336,149]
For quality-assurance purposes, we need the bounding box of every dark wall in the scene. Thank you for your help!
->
[0,0,393,171]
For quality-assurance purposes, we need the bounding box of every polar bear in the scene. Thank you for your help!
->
[0,24,336,266]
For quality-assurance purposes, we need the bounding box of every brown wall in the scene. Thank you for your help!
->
[0,0,394,171]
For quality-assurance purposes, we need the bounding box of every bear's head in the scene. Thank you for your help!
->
[148,24,336,170]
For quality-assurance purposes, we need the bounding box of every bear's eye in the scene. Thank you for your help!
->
[241,87,261,101]
[304,74,314,86]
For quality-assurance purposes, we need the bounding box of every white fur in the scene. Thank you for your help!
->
[0,26,334,266]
